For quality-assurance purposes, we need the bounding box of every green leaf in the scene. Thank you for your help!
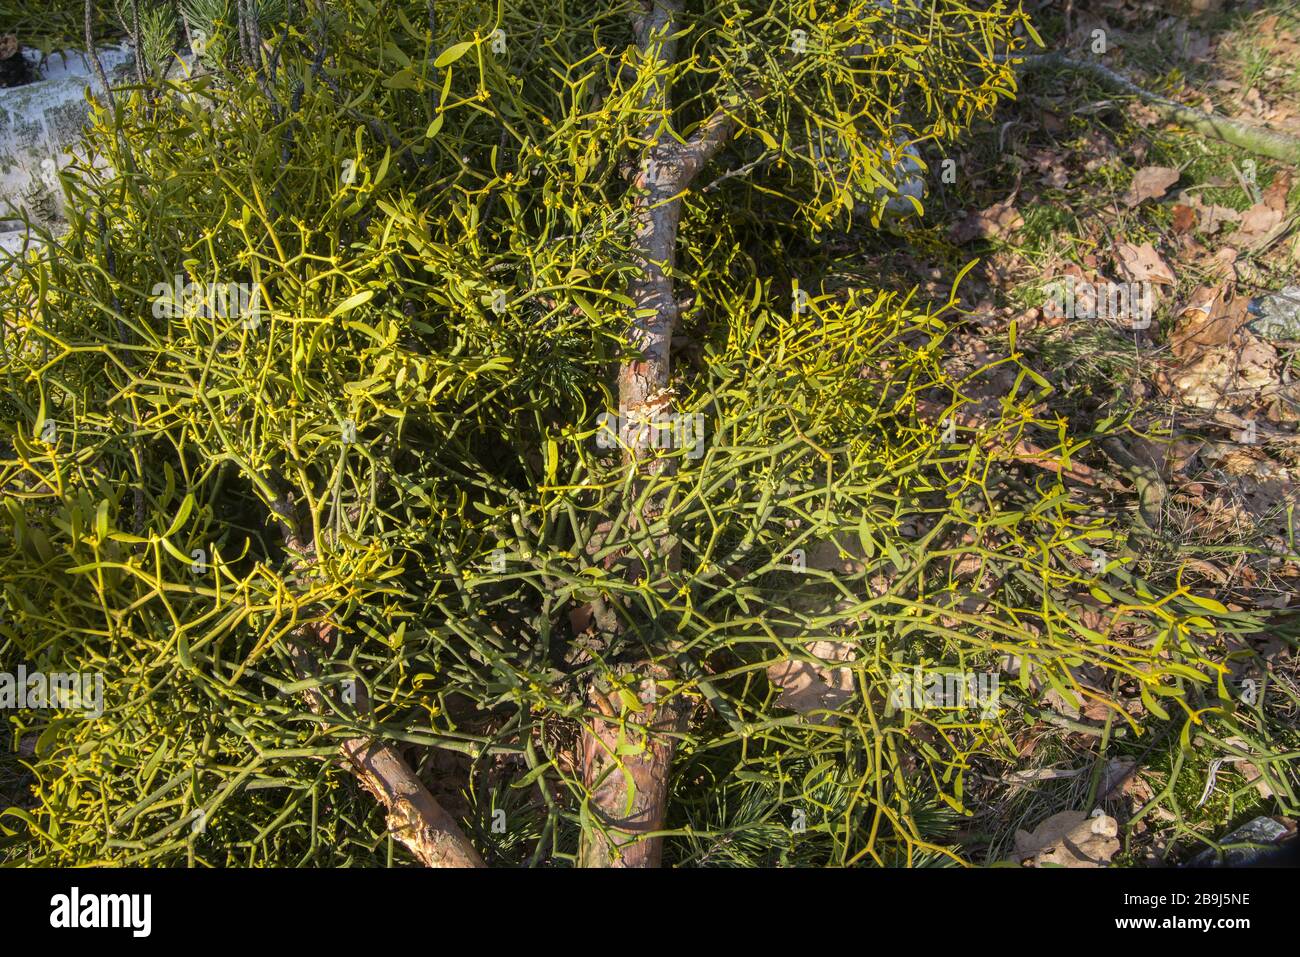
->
[1187,594,1229,615]
[434,40,474,68]
[382,68,422,90]
[330,290,375,317]
[545,438,558,484]
[165,493,195,538]
[95,500,109,542]
[1139,683,1170,720]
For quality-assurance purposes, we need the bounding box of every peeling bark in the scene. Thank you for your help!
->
[578,666,690,868]
[341,737,485,868]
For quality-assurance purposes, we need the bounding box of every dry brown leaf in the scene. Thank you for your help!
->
[1200,245,1240,280]
[1262,169,1293,212]
[1013,810,1121,868]
[1029,148,1070,189]
[1124,166,1180,207]
[1041,686,1080,719]
[1225,736,1276,799]
[1171,203,1197,234]
[1170,285,1245,360]
[1234,203,1285,248]
[1167,339,1278,410]
[805,536,867,575]
[1195,199,1241,235]
[1102,754,1133,800]
[1081,696,1113,722]
[767,640,855,716]
[568,604,594,635]
[1115,241,1176,285]
[951,201,1023,244]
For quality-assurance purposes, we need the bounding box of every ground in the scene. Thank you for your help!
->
[874,0,1300,864]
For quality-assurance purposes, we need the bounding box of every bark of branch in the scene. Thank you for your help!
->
[577,1,735,868]
[128,0,147,88]
[275,491,484,868]
[84,0,116,110]
[341,737,484,867]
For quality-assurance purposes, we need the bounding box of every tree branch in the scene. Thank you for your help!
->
[84,0,117,110]
[578,0,738,869]
[273,482,483,867]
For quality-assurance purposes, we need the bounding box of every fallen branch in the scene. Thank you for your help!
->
[1012,52,1300,164]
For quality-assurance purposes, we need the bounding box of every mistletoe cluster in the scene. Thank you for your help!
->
[0,1,1261,867]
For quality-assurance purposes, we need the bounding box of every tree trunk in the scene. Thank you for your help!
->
[577,1,734,867]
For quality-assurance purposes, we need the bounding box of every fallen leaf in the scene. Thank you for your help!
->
[1224,736,1276,799]
[1233,203,1285,248]
[1099,757,1138,799]
[767,640,855,716]
[1013,810,1121,867]
[1192,197,1242,235]
[1262,169,1293,212]
[1044,687,1081,720]
[951,200,1023,244]
[1028,148,1070,188]
[1124,166,1180,207]
[1170,285,1245,360]
[1201,245,1240,280]
[1129,102,1162,127]
[1115,241,1176,285]
[1172,203,1198,233]
[806,535,868,575]
[568,604,594,635]
[1166,336,1278,411]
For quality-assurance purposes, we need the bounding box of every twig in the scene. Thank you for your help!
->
[128,0,146,87]
[84,0,117,110]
